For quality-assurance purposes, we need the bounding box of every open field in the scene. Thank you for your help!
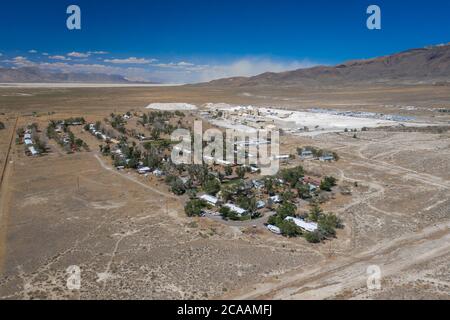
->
[0,84,449,299]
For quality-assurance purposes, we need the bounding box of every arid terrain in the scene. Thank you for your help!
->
[0,83,449,300]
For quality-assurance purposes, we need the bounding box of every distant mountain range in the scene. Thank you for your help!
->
[0,67,133,84]
[203,43,450,87]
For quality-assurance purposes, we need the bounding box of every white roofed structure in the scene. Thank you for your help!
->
[199,194,220,206]
[285,217,318,232]
[224,203,247,216]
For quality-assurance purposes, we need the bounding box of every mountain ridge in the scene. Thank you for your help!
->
[0,66,136,84]
[201,43,450,87]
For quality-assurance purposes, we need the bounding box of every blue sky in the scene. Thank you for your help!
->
[0,0,449,83]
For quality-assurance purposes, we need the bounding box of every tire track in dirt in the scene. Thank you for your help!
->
[0,116,18,274]
[225,220,450,300]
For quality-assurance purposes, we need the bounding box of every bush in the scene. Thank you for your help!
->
[0,122,5,130]
[203,177,221,196]
[279,220,302,237]
[276,202,297,219]
[305,231,321,243]
[220,206,238,221]
[279,166,304,187]
[170,178,186,195]
[184,199,206,217]
[320,176,337,192]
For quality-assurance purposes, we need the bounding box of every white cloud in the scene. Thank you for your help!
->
[154,61,195,69]
[49,55,71,61]
[1,53,320,84]
[149,58,320,83]
[89,51,109,55]
[29,49,38,54]
[67,51,91,58]
[0,53,3,57]
[104,57,156,64]
[9,56,37,67]
[194,58,318,82]
[42,52,49,56]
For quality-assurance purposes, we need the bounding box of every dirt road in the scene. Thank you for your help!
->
[0,116,18,274]
[226,220,450,300]
[93,153,180,201]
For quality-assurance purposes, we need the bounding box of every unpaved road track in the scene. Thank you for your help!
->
[226,220,450,300]
[93,153,180,201]
[0,116,18,273]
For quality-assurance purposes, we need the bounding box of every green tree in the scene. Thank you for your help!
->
[280,166,304,187]
[203,177,221,196]
[279,220,302,237]
[305,231,321,243]
[151,128,161,140]
[184,199,206,217]
[170,178,186,195]
[276,202,297,219]
[236,166,246,179]
[320,176,337,192]
[308,202,323,222]
[296,183,311,199]
[224,165,233,176]
[281,191,295,202]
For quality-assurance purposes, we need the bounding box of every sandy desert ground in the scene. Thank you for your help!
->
[0,84,449,299]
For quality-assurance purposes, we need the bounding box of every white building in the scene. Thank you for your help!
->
[285,217,318,232]
[224,203,247,216]
[199,194,220,206]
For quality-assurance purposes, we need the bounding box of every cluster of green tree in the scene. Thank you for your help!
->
[140,111,181,137]
[109,113,127,134]
[46,121,59,139]
[143,139,175,150]
[202,175,221,195]
[297,146,339,161]
[235,166,249,179]
[306,203,343,243]
[320,176,337,192]
[279,166,305,187]
[267,201,302,237]
[32,136,48,154]
[166,175,186,195]
[184,199,207,217]
[48,120,87,151]
[236,195,257,213]
[219,206,250,221]
[99,144,111,156]
[141,144,164,169]
[268,202,343,243]
[63,117,86,125]
[117,141,142,169]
